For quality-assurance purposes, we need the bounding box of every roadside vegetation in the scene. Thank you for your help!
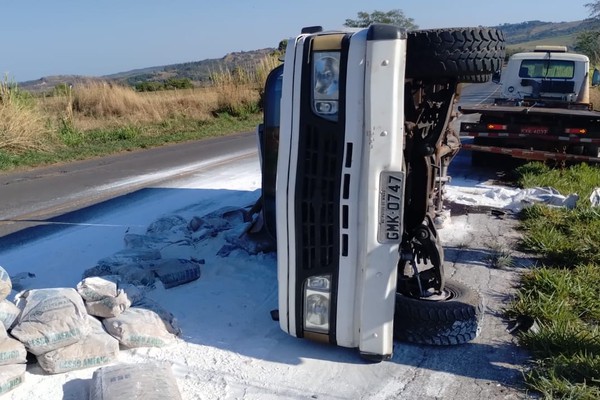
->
[508,162,600,399]
[0,55,280,172]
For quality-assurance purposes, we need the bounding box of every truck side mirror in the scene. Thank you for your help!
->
[492,70,501,84]
[592,68,600,87]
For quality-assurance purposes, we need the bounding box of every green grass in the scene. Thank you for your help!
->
[0,113,261,171]
[508,162,600,399]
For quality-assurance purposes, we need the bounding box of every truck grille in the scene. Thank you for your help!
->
[298,125,341,271]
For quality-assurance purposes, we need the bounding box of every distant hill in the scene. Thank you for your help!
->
[105,48,275,86]
[494,19,599,51]
[19,48,276,93]
[18,19,600,93]
[19,75,108,93]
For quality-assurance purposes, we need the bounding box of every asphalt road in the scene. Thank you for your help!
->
[0,132,257,239]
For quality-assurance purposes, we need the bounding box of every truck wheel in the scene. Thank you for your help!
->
[459,74,491,83]
[406,27,505,82]
[394,280,483,345]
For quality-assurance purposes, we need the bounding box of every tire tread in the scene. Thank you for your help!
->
[394,280,484,345]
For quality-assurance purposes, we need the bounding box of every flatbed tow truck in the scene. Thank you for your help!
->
[459,45,600,165]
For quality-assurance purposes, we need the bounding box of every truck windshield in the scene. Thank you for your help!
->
[519,60,574,79]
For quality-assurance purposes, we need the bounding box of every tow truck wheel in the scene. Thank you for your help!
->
[393,280,483,345]
[406,27,505,81]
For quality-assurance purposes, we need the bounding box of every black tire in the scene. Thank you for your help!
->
[394,280,483,345]
[459,74,491,83]
[406,27,505,81]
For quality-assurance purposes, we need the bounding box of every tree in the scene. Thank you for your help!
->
[344,9,418,30]
[575,30,600,64]
[586,1,600,19]
[579,2,600,64]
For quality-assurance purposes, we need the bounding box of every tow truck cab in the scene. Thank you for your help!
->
[496,46,591,107]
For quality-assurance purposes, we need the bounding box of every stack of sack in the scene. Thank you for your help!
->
[77,276,180,349]
[0,266,27,395]
[10,287,119,375]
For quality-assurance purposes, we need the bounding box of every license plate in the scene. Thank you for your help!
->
[521,127,549,134]
[378,171,405,243]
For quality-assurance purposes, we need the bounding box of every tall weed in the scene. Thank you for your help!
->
[0,78,53,153]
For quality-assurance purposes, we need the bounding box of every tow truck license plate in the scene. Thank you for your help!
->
[521,127,549,134]
[378,171,405,244]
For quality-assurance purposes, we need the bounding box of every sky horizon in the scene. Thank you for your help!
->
[2,0,594,82]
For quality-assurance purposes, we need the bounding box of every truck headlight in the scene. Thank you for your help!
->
[304,274,332,333]
[312,52,340,120]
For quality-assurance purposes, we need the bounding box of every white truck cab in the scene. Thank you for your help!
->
[276,25,407,360]
[498,46,591,105]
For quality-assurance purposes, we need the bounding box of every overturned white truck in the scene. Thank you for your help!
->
[254,25,505,361]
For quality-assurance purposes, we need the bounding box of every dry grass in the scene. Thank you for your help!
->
[0,79,53,153]
[33,55,281,132]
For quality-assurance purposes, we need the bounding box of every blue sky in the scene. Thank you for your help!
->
[2,0,593,82]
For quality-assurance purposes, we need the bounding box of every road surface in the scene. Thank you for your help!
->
[0,132,256,241]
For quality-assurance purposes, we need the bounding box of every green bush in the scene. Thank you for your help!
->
[135,78,193,92]
[164,78,193,90]
[135,81,164,92]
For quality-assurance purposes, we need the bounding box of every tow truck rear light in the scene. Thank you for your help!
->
[565,128,587,134]
[486,124,507,130]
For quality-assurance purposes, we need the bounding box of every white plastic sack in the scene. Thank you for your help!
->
[0,267,11,302]
[0,364,26,396]
[85,290,132,318]
[37,316,119,374]
[132,298,180,335]
[0,336,27,366]
[102,307,177,348]
[77,276,138,318]
[0,300,20,331]
[89,362,182,400]
[77,276,120,301]
[11,288,90,355]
